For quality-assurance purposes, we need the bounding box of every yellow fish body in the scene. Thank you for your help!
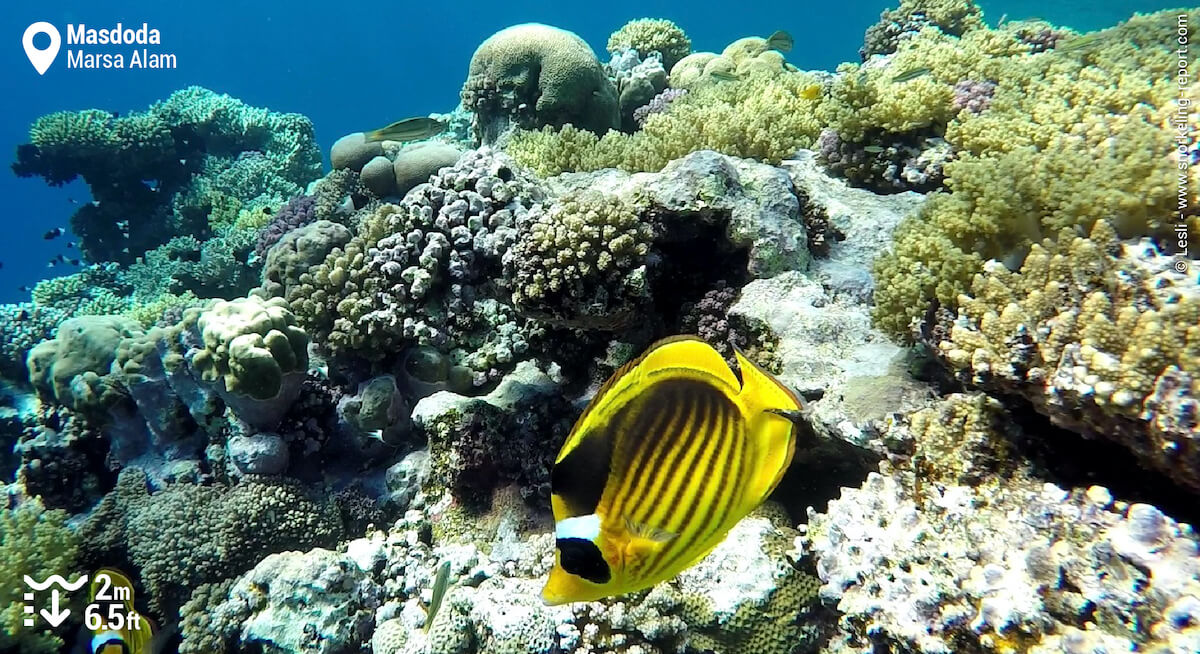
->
[88,568,155,654]
[542,336,803,605]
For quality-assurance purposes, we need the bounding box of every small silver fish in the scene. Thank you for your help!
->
[892,67,932,83]
[364,116,448,143]
[424,560,452,630]
[765,30,793,53]
[710,70,740,82]
[1055,32,1105,53]
[863,145,885,153]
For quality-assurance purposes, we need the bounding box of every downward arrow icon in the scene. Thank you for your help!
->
[40,589,70,627]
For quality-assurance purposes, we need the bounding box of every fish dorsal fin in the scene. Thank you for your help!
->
[637,336,741,394]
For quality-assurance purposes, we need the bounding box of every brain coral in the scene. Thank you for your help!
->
[461,23,619,145]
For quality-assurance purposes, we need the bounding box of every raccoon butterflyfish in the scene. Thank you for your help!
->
[542,336,804,605]
[363,116,448,143]
[87,568,155,654]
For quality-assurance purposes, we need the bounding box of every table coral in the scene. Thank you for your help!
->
[13,86,320,265]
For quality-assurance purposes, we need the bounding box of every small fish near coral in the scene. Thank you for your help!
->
[765,29,793,53]
[543,336,805,605]
[363,116,448,143]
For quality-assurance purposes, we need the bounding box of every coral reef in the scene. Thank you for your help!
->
[461,24,619,145]
[802,467,1200,652]
[505,188,652,329]
[13,86,320,265]
[179,548,379,654]
[80,468,342,612]
[860,0,984,59]
[414,361,575,509]
[508,68,822,175]
[185,296,310,428]
[26,315,143,411]
[870,9,1198,338]
[286,150,543,388]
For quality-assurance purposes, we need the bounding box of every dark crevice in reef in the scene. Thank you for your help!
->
[649,211,751,330]
[1004,394,1200,527]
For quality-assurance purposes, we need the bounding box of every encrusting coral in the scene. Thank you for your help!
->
[932,220,1200,494]
[79,467,342,613]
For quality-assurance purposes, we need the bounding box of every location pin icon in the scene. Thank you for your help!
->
[23,22,61,75]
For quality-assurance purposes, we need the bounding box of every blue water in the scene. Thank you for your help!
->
[0,0,1180,303]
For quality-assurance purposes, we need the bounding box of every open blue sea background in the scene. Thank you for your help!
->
[0,0,1182,304]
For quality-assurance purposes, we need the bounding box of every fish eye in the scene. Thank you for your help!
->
[556,537,611,584]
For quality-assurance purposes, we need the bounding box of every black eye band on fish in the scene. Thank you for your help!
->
[557,538,612,584]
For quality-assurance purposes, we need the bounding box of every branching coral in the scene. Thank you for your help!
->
[504,189,652,329]
[287,151,543,387]
[0,498,80,654]
[870,9,1199,339]
[507,69,823,175]
[607,18,692,71]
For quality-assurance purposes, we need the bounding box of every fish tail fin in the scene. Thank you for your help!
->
[732,347,801,504]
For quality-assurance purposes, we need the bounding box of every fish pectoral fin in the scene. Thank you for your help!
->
[624,517,676,549]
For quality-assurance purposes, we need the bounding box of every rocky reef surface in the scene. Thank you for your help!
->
[2,2,1197,653]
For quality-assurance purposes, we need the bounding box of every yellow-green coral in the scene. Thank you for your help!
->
[819,60,956,141]
[1,499,81,654]
[907,393,1017,485]
[941,220,1200,409]
[508,69,823,175]
[188,296,309,400]
[607,18,691,70]
[286,203,398,353]
[506,189,651,327]
[933,220,1200,492]
[871,9,1199,339]
[122,290,202,328]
